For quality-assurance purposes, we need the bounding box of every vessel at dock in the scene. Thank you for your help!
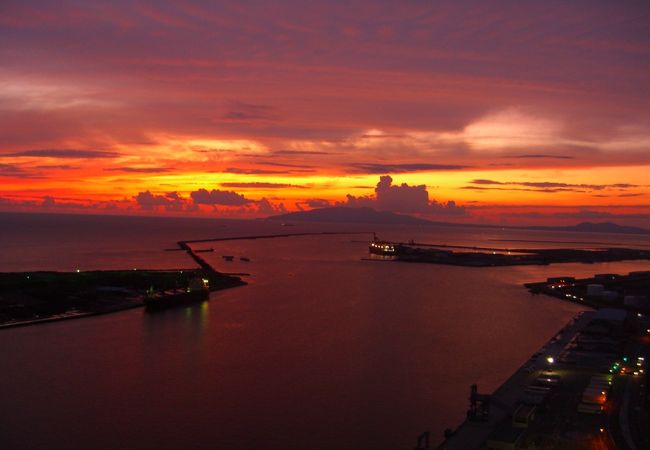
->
[369,234,398,256]
[369,241,397,255]
[144,277,210,310]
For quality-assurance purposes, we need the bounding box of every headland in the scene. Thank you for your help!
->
[0,237,246,329]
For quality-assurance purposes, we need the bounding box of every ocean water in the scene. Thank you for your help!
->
[1,212,650,450]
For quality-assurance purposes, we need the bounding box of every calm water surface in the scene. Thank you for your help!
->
[2,213,650,449]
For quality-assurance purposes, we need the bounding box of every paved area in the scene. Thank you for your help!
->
[437,311,596,449]
[435,309,650,450]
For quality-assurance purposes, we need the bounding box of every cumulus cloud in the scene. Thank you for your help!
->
[304,198,331,208]
[42,196,56,207]
[257,198,286,215]
[343,175,465,216]
[190,188,252,206]
[135,191,186,211]
[295,198,331,210]
[132,187,286,215]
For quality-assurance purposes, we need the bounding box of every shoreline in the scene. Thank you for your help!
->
[0,276,247,331]
[0,301,143,330]
[436,311,595,449]
[369,239,650,267]
[0,232,370,331]
[437,276,650,450]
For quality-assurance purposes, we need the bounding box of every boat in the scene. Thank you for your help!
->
[195,248,214,253]
[369,241,397,255]
[240,256,250,262]
[144,277,209,310]
[222,255,234,261]
[368,234,397,256]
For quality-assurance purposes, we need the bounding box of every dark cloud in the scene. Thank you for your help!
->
[299,198,331,209]
[510,154,575,160]
[344,175,465,216]
[222,101,276,122]
[468,179,642,192]
[272,150,334,156]
[259,161,315,169]
[224,167,315,175]
[35,164,79,170]
[6,149,119,158]
[470,179,502,185]
[42,196,56,207]
[190,188,252,206]
[191,147,238,153]
[220,182,300,189]
[224,167,287,175]
[135,191,186,211]
[360,133,406,139]
[133,187,284,214]
[462,185,587,193]
[105,167,172,173]
[0,163,41,178]
[257,198,287,215]
[349,163,468,174]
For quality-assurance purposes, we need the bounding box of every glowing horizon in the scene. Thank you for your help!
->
[1,1,649,226]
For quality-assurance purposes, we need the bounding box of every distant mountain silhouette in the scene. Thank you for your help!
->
[267,207,432,225]
[268,207,650,235]
[526,221,650,235]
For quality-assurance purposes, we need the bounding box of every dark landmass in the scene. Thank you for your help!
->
[0,232,372,328]
[0,269,244,328]
[525,270,650,310]
[369,241,650,267]
[267,206,432,225]
[524,221,650,235]
[269,207,650,235]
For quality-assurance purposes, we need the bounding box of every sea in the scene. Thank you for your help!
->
[2,212,650,450]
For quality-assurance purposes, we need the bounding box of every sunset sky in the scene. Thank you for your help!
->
[1,1,649,225]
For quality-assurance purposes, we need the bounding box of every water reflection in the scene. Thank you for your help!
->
[142,300,210,347]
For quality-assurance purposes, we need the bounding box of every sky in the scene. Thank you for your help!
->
[1,0,649,226]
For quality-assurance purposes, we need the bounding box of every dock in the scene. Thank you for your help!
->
[436,306,650,449]
[437,311,596,449]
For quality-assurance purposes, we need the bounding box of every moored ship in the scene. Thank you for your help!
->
[368,234,398,256]
[144,277,210,310]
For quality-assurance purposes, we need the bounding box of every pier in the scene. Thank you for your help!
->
[367,240,650,267]
[436,311,596,449]
[437,306,650,449]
